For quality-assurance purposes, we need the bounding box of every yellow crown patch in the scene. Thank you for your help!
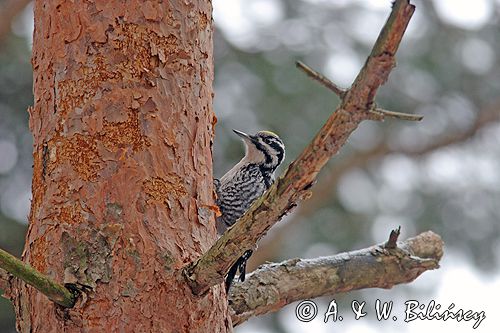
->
[257,130,279,137]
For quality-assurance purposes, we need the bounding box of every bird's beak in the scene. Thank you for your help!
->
[232,129,253,142]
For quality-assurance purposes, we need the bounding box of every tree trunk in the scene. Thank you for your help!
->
[14,1,228,331]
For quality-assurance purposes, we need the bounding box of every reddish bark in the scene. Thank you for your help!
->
[14,1,228,332]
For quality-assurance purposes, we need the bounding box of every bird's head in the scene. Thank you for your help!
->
[233,129,285,171]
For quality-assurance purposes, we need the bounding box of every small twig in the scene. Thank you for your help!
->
[370,107,423,121]
[252,92,500,271]
[385,226,401,249]
[296,61,346,98]
[0,247,76,307]
[295,62,422,122]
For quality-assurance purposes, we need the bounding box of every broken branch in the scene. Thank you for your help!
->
[229,231,443,326]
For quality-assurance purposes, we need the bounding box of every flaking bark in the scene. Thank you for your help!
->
[15,1,227,332]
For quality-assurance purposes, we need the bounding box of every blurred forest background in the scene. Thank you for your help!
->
[1,0,500,332]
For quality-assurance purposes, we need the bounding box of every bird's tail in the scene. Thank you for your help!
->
[225,249,253,293]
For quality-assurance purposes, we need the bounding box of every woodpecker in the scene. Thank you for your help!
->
[215,129,285,292]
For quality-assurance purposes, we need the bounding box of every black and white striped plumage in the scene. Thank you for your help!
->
[215,129,285,292]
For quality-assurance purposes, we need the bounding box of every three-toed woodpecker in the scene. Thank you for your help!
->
[215,129,285,292]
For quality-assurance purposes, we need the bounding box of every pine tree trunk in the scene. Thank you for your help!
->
[14,1,229,331]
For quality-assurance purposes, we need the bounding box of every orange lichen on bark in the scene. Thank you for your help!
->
[101,111,149,151]
[29,143,46,220]
[50,134,101,181]
[59,21,180,94]
[56,21,180,118]
[58,55,118,115]
[57,203,84,226]
[198,10,210,31]
[112,22,180,70]
[28,235,48,273]
[144,176,188,203]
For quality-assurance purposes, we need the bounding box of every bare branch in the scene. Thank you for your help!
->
[295,65,422,122]
[370,107,423,121]
[184,0,416,295]
[229,231,443,326]
[0,247,76,307]
[296,61,346,98]
[252,99,500,267]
